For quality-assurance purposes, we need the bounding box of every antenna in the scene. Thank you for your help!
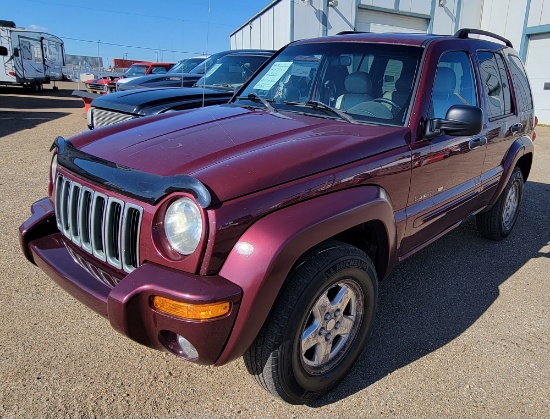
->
[202,0,211,108]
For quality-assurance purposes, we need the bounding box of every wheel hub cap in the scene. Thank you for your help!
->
[300,279,364,374]
[502,181,520,229]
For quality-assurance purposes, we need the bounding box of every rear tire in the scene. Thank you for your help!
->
[477,167,524,240]
[244,240,378,404]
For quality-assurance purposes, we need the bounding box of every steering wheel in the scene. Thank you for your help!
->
[372,98,401,111]
[324,80,337,104]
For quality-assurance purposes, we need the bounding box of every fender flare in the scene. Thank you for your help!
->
[487,135,534,208]
[215,185,397,365]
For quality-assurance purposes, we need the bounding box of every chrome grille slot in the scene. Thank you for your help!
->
[60,177,72,236]
[91,193,107,262]
[54,173,143,272]
[122,204,143,273]
[54,174,64,231]
[105,197,124,269]
[69,182,82,246]
[79,187,94,253]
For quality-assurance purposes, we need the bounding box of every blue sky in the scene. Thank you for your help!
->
[2,0,273,65]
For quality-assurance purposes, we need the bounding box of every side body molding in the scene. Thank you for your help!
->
[215,186,397,365]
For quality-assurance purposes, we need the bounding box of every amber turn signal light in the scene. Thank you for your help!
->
[151,296,230,320]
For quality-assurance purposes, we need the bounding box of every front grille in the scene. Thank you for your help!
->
[54,173,143,273]
[86,83,109,92]
[92,107,135,128]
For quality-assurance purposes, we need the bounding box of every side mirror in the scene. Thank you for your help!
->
[13,47,19,57]
[425,104,483,139]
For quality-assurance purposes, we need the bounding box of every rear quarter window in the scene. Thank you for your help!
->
[477,51,513,119]
[507,54,533,112]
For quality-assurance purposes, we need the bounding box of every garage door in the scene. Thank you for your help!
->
[356,9,428,33]
[525,33,550,124]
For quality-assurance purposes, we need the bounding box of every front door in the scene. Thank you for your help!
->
[400,50,486,257]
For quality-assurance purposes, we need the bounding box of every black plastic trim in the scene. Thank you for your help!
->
[454,28,513,48]
[51,137,212,208]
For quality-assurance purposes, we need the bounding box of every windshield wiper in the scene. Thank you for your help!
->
[303,100,356,123]
[237,93,277,113]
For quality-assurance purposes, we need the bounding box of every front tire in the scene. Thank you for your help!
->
[477,166,524,240]
[244,241,378,404]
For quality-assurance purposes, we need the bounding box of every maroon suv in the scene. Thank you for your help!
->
[20,29,535,404]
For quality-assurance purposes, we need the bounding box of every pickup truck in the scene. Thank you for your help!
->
[20,29,536,404]
[85,62,174,94]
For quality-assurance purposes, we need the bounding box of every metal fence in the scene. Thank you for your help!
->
[62,64,129,82]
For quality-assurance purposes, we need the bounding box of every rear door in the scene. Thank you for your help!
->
[476,49,526,206]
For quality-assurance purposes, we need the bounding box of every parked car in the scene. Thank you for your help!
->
[86,50,274,129]
[84,75,121,95]
[116,49,275,91]
[114,61,175,89]
[111,57,205,92]
[20,29,536,404]
[86,62,175,94]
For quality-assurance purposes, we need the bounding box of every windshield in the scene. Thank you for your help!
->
[169,58,205,74]
[189,51,229,75]
[124,65,149,76]
[236,42,422,126]
[195,54,270,89]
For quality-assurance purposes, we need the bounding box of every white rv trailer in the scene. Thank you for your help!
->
[0,20,65,91]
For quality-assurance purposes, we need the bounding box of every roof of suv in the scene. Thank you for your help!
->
[293,29,513,49]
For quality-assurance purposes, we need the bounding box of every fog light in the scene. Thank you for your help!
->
[176,334,198,361]
[152,296,230,320]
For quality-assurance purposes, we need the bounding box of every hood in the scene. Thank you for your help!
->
[70,104,409,203]
[91,87,234,115]
[118,73,201,90]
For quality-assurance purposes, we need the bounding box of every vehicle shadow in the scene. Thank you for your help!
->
[311,179,550,406]
[0,85,83,137]
[0,93,82,110]
[0,111,71,138]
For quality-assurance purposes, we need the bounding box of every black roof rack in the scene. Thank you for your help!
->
[336,31,370,35]
[454,28,513,48]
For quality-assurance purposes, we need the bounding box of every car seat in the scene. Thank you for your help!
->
[335,72,374,111]
[430,67,466,118]
[383,75,413,109]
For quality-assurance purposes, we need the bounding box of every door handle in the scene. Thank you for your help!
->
[510,123,524,133]
[469,135,487,150]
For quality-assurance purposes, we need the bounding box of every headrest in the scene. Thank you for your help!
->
[344,72,372,94]
[434,67,456,93]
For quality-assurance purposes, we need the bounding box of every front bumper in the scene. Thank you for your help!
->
[20,198,242,365]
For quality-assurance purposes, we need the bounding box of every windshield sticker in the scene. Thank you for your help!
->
[290,64,312,77]
[253,61,293,90]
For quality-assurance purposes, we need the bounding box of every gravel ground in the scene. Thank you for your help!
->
[1,82,549,418]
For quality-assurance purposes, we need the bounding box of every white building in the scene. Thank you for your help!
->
[231,0,550,123]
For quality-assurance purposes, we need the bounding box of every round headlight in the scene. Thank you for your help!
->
[164,198,203,255]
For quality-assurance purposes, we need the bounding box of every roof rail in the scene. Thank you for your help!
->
[454,28,513,48]
[336,31,370,35]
